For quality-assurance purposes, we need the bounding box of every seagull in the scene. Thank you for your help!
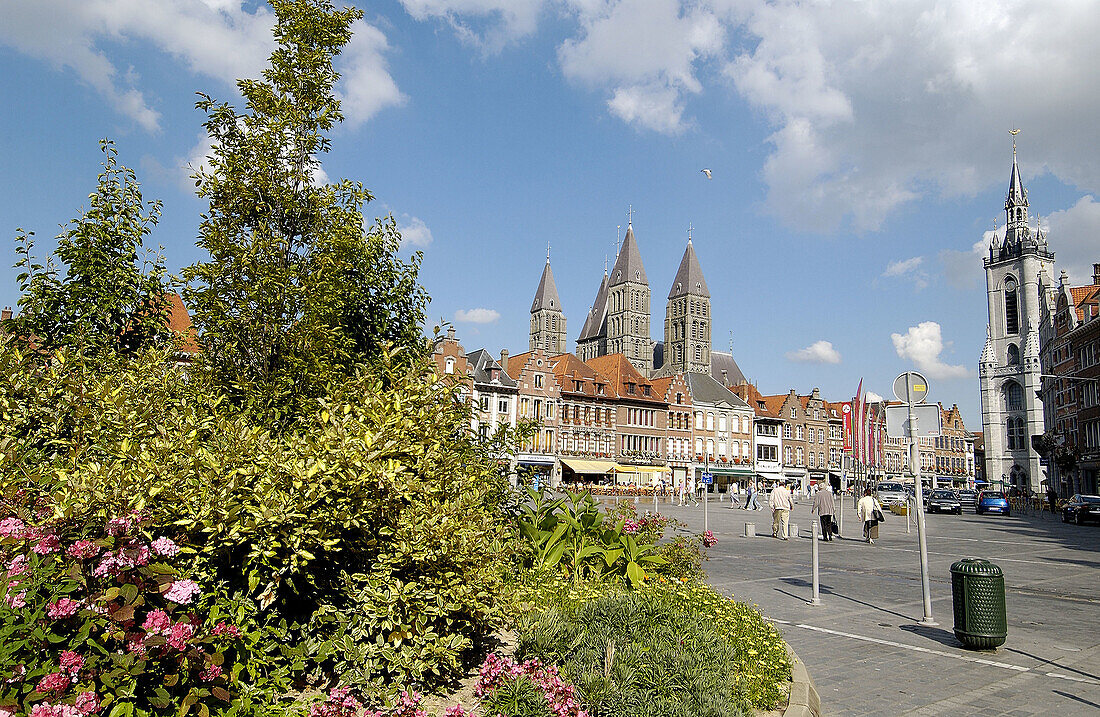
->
[700,168,712,179]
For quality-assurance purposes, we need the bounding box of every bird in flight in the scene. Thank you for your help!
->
[701,168,712,179]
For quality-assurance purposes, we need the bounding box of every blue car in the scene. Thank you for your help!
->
[976,490,1011,516]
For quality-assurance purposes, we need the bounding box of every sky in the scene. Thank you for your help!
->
[3,0,1100,430]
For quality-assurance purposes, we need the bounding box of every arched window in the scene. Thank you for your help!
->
[694,346,702,362]
[1004,277,1019,334]
[1004,382,1024,411]
[1007,343,1020,366]
[445,357,455,374]
[1006,416,1025,450]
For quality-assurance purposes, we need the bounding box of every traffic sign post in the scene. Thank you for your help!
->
[701,471,712,534]
[893,371,937,626]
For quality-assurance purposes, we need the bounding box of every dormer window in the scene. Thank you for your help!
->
[643,386,651,396]
[596,383,605,395]
[626,383,636,395]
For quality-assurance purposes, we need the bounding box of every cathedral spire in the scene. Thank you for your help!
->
[1003,131,1030,250]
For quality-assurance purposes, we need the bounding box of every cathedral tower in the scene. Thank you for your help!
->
[663,231,711,374]
[978,141,1055,494]
[606,221,652,374]
[530,251,567,354]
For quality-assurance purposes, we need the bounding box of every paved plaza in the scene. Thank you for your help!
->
[604,493,1100,716]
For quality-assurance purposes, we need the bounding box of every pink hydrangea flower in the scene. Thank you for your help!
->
[55,706,82,717]
[47,598,81,620]
[30,703,59,717]
[142,609,172,634]
[166,622,197,650]
[444,707,471,717]
[150,537,179,557]
[122,543,151,567]
[163,579,201,605]
[1,706,16,717]
[4,590,27,609]
[124,632,147,655]
[74,692,100,715]
[212,621,241,639]
[7,555,28,577]
[36,672,70,696]
[106,517,132,536]
[199,664,223,682]
[0,517,25,537]
[33,534,61,555]
[67,541,100,560]
[58,651,84,677]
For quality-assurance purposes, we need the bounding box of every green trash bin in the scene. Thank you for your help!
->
[950,558,1007,649]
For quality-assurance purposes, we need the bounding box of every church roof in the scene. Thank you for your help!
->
[685,372,749,408]
[1007,148,1027,207]
[667,241,710,299]
[530,260,563,313]
[980,327,996,365]
[609,224,648,287]
[710,350,747,386]
[577,272,609,341]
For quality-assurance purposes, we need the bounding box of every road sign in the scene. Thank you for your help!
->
[885,404,942,438]
[701,472,713,485]
[893,371,929,404]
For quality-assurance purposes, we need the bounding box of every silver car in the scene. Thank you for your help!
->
[875,481,909,507]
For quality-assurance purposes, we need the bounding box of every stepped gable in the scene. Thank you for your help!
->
[550,352,617,398]
[609,224,648,286]
[586,353,663,404]
[530,259,562,313]
[578,272,609,341]
[667,240,710,299]
[709,350,747,386]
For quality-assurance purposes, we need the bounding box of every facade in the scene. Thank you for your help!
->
[503,349,562,487]
[586,353,668,487]
[1068,291,1100,494]
[661,239,711,376]
[979,146,1056,494]
[466,348,519,440]
[684,372,753,493]
[529,256,567,354]
[431,327,471,384]
[653,374,694,493]
[934,404,974,488]
[551,352,619,482]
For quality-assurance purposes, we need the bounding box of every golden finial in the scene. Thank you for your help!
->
[1010,127,1020,154]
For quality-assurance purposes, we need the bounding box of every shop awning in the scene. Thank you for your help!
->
[704,466,753,475]
[613,464,671,474]
[560,458,617,474]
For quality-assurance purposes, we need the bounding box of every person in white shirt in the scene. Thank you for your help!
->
[769,482,793,539]
[856,487,881,544]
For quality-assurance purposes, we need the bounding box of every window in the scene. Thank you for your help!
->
[796,447,804,466]
[790,408,796,418]
[706,439,714,457]
[1005,382,1024,411]
[498,398,509,413]
[784,446,792,464]
[695,412,704,430]
[796,426,804,440]
[695,346,702,362]
[819,428,825,444]
[534,374,544,389]
[742,416,750,433]
[706,412,714,431]
[479,395,489,411]
[719,414,727,432]
[546,403,554,419]
[758,444,777,462]
[445,357,455,374]
[783,424,792,439]
[809,452,815,468]
[1005,278,1019,334]
[1006,416,1025,450]
[1007,343,1020,366]
[696,438,703,455]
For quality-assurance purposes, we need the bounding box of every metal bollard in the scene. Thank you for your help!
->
[790,523,799,539]
[745,523,756,537]
[808,519,821,605]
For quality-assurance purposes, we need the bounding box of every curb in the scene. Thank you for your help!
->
[782,643,822,717]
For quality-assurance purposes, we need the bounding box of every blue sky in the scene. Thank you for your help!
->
[4,1,1100,430]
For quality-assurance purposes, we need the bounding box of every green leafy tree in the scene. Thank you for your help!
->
[183,0,428,422]
[6,140,172,356]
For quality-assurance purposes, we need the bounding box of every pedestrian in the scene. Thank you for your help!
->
[743,482,755,510]
[769,481,793,540]
[812,483,836,541]
[678,480,685,506]
[1047,485,1058,515]
[856,487,881,544]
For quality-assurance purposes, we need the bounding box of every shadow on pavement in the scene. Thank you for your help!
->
[775,578,916,621]
[898,623,962,649]
[1004,646,1100,682]
[1053,690,1100,709]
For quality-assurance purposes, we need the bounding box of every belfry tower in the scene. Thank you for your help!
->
[530,249,567,354]
[663,228,711,374]
[606,219,652,374]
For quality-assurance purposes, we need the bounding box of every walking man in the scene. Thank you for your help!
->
[769,481,792,540]
[743,482,759,510]
[812,483,836,541]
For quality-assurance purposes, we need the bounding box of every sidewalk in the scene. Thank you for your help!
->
[614,494,1100,716]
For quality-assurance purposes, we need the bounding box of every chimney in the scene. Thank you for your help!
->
[446,326,456,341]
[721,369,728,385]
[1093,263,1100,285]
[500,349,509,374]
[1,307,11,322]
[811,387,820,399]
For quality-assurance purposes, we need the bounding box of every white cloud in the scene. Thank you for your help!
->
[882,256,928,289]
[891,321,971,379]
[398,0,544,52]
[785,340,841,365]
[455,307,500,324]
[939,235,990,290]
[0,1,402,132]
[398,215,434,248]
[1043,196,1100,286]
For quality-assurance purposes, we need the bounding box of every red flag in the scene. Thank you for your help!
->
[842,402,852,451]
[853,379,863,462]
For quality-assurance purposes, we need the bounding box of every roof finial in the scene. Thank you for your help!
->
[546,241,551,263]
[616,224,621,255]
[1010,127,1020,155]
[687,222,693,243]
[627,204,634,227]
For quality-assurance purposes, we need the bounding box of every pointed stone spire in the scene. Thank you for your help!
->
[609,223,648,287]
[1023,319,1041,360]
[578,272,609,342]
[980,325,996,366]
[530,257,562,313]
[1007,141,1026,206]
[668,238,710,299]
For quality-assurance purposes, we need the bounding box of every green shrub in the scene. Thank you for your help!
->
[0,340,521,699]
[514,580,791,716]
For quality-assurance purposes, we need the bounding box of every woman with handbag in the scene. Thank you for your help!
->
[856,487,883,544]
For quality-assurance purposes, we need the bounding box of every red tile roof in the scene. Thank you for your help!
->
[585,354,665,404]
[166,293,199,354]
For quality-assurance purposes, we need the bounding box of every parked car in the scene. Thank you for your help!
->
[926,489,962,514]
[875,481,909,507]
[1061,494,1100,525]
[976,491,1011,516]
[956,489,978,511]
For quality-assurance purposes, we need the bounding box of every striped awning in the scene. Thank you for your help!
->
[560,458,617,474]
[613,464,672,474]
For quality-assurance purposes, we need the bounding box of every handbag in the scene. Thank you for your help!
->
[872,507,885,523]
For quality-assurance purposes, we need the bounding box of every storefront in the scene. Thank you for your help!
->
[613,464,671,488]
[697,465,754,494]
[559,458,617,485]
[515,455,556,489]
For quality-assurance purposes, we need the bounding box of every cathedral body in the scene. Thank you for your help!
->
[978,147,1056,494]
[534,219,745,386]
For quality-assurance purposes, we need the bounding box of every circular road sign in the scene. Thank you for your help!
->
[893,371,929,404]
